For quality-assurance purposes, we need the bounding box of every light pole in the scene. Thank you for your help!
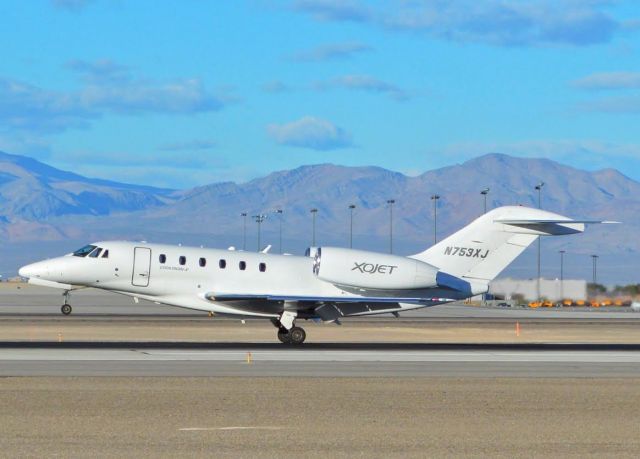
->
[559,250,565,300]
[241,212,247,250]
[481,188,490,214]
[535,182,545,301]
[252,214,266,251]
[592,254,599,285]
[310,208,318,246]
[386,199,395,254]
[348,204,356,249]
[274,209,283,254]
[431,194,440,244]
[535,182,544,209]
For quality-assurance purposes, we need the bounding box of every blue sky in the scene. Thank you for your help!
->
[0,0,639,188]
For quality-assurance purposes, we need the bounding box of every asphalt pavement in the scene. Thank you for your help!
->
[2,343,640,377]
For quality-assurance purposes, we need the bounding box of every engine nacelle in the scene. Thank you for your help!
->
[313,247,439,290]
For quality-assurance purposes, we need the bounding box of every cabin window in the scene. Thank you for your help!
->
[159,254,166,264]
[219,259,226,269]
[101,250,109,259]
[179,256,186,266]
[199,257,206,267]
[88,248,103,258]
[239,261,246,271]
[73,244,96,257]
[259,262,266,272]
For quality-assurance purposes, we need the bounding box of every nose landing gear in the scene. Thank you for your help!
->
[61,291,72,315]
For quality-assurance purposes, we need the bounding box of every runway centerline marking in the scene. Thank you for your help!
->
[179,426,285,431]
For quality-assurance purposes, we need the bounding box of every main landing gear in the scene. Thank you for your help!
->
[61,291,72,315]
[273,311,306,345]
[277,326,306,345]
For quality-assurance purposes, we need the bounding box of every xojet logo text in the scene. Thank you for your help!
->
[351,262,398,274]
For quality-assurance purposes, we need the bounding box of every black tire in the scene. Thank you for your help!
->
[61,304,72,315]
[277,330,291,344]
[289,327,306,345]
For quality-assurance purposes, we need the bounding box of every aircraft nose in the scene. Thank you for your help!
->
[19,261,49,279]
[18,264,32,278]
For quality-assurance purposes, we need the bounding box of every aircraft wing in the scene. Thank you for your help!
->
[205,292,456,305]
[205,292,457,321]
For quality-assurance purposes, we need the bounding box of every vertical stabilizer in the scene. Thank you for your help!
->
[411,206,588,283]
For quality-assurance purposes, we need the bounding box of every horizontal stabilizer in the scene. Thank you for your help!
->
[494,217,619,236]
[495,219,619,225]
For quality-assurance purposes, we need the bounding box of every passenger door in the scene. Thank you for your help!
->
[132,247,152,287]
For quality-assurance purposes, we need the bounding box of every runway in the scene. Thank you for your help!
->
[3,342,640,377]
[2,284,640,377]
[3,287,640,456]
[2,283,639,319]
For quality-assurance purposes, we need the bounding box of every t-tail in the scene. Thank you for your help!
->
[411,206,614,287]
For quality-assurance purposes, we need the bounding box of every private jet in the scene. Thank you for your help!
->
[19,206,612,344]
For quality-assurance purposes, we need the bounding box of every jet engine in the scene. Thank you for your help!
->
[312,247,439,290]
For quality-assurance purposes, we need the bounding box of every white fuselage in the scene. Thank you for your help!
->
[20,241,432,318]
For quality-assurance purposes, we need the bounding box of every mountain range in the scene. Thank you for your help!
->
[0,151,636,283]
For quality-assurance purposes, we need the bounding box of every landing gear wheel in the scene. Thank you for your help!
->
[277,330,292,344]
[289,326,306,345]
[61,304,72,315]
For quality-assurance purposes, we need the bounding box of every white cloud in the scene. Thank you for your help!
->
[262,80,292,93]
[292,0,626,47]
[577,96,640,113]
[158,140,217,151]
[51,0,92,10]
[573,72,640,90]
[267,116,353,151]
[0,134,53,161]
[65,59,131,83]
[292,0,370,22]
[289,42,372,62]
[314,74,411,101]
[0,60,230,134]
[80,77,225,114]
[57,150,222,170]
[0,78,96,133]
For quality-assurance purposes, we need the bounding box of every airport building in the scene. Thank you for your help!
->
[489,278,587,302]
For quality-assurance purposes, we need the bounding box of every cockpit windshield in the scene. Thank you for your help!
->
[73,245,97,257]
[88,248,103,258]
